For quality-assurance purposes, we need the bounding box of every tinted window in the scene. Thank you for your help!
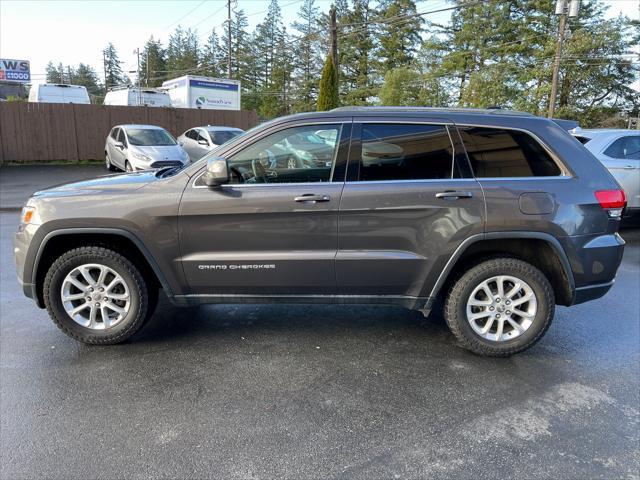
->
[209,130,242,145]
[226,124,341,184]
[603,136,640,160]
[126,128,176,146]
[356,124,456,181]
[185,129,197,140]
[459,127,561,177]
[574,136,591,145]
[110,128,119,140]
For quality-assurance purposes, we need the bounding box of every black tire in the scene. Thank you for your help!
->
[125,160,133,172]
[444,257,554,357]
[43,246,153,345]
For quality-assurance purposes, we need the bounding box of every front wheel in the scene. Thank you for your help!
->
[444,258,554,357]
[43,246,154,344]
[105,153,116,171]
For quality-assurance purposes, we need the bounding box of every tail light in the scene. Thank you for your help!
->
[595,189,626,218]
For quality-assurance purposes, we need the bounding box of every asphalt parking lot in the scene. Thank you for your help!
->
[0,173,638,479]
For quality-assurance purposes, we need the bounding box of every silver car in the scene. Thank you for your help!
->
[572,128,639,222]
[105,124,190,172]
[177,126,244,161]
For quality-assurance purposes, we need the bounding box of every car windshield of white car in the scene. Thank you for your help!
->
[127,129,176,146]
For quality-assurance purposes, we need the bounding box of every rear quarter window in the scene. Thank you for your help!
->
[458,127,561,177]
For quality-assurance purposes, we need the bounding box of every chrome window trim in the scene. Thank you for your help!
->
[454,122,573,178]
[192,120,348,189]
[344,178,479,186]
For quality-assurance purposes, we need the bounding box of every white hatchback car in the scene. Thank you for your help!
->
[177,126,244,161]
[573,128,640,223]
[105,125,190,172]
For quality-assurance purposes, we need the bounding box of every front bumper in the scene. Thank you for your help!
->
[13,222,43,307]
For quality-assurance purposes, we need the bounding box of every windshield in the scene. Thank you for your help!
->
[209,130,243,145]
[126,128,176,146]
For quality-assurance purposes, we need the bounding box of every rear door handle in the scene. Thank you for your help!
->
[294,194,331,203]
[435,191,474,199]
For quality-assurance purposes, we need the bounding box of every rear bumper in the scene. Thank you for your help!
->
[563,232,625,306]
[622,207,640,227]
[571,280,615,305]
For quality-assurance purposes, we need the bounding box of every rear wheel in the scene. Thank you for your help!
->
[444,257,554,357]
[43,246,155,345]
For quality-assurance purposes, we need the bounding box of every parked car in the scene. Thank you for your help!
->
[28,83,90,104]
[15,108,626,356]
[572,128,639,223]
[104,124,190,172]
[177,126,244,161]
[103,88,171,107]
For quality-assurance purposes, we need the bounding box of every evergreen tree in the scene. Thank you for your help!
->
[167,26,200,76]
[74,63,103,100]
[317,52,339,111]
[103,42,127,89]
[291,0,322,112]
[201,29,223,78]
[139,36,167,87]
[340,0,376,105]
[379,67,422,105]
[376,0,423,71]
[45,61,64,83]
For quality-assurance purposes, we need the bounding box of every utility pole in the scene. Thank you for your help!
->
[102,51,108,91]
[227,0,232,79]
[329,6,338,68]
[548,0,580,118]
[134,47,141,106]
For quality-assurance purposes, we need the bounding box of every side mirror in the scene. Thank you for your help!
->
[198,139,209,146]
[202,157,229,187]
[114,141,124,149]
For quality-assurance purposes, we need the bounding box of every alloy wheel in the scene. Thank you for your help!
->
[60,263,131,330]
[465,275,537,342]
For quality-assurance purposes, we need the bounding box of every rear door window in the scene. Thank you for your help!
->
[355,123,458,181]
[603,136,640,160]
[458,127,561,177]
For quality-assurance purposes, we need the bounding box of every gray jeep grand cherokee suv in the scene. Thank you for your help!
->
[14,108,627,356]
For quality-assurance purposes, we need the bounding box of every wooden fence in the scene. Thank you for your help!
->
[0,102,259,163]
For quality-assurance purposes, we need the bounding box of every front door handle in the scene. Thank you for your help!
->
[435,191,474,199]
[294,194,331,203]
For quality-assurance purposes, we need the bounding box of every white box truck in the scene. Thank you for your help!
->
[161,75,241,110]
[104,87,171,107]
[28,84,90,104]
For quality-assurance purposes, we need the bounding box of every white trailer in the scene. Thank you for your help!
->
[161,75,241,110]
[103,88,171,107]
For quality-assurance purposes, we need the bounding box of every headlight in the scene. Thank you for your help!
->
[20,206,36,225]
[132,152,152,162]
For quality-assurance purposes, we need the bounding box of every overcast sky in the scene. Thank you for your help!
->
[0,0,638,86]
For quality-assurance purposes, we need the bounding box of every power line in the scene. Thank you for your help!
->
[163,0,210,31]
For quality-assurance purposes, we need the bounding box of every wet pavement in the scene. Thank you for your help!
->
[1,210,638,479]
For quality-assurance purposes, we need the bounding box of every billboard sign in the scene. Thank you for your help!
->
[0,59,30,83]
[189,79,240,110]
